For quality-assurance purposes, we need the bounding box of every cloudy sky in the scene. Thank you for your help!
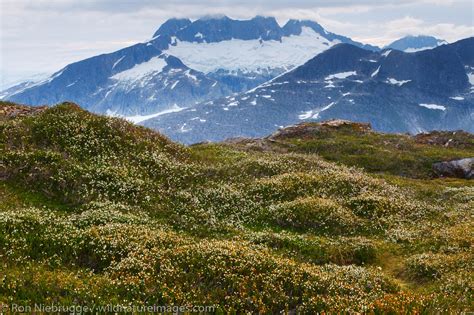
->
[1,0,473,88]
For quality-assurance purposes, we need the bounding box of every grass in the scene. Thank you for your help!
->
[233,121,474,178]
[0,102,472,312]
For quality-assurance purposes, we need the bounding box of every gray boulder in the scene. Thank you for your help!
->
[433,158,474,179]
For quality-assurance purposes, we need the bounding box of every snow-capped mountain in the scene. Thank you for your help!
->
[386,35,447,52]
[2,16,376,116]
[155,16,378,91]
[1,35,229,116]
[142,37,474,144]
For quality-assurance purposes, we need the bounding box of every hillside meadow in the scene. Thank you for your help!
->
[0,102,472,313]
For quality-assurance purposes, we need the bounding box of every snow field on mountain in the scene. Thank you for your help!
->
[419,103,446,111]
[165,27,339,74]
[111,56,167,83]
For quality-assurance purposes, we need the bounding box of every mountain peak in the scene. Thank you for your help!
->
[282,19,325,36]
[198,14,230,21]
[158,15,284,43]
[149,15,379,50]
[386,35,447,52]
[152,18,192,38]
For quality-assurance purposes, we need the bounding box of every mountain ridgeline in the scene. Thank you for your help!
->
[385,35,447,52]
[144,38,474,143]
[1,16,376,117]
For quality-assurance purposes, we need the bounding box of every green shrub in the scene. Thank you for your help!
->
[405,252,472,281]
[249,232,377,265]
[267,197,361,234]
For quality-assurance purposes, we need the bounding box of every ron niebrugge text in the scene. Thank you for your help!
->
[3,303,215,313]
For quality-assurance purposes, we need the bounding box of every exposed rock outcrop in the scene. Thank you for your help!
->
[0,102,48,119]
[433,158,474,179]
[268,120,372,140]
[415,131,474,149]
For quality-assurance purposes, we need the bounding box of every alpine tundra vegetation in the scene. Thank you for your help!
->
[0,101,472,312]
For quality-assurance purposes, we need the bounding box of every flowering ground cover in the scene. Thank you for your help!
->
[0,102,472,313]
